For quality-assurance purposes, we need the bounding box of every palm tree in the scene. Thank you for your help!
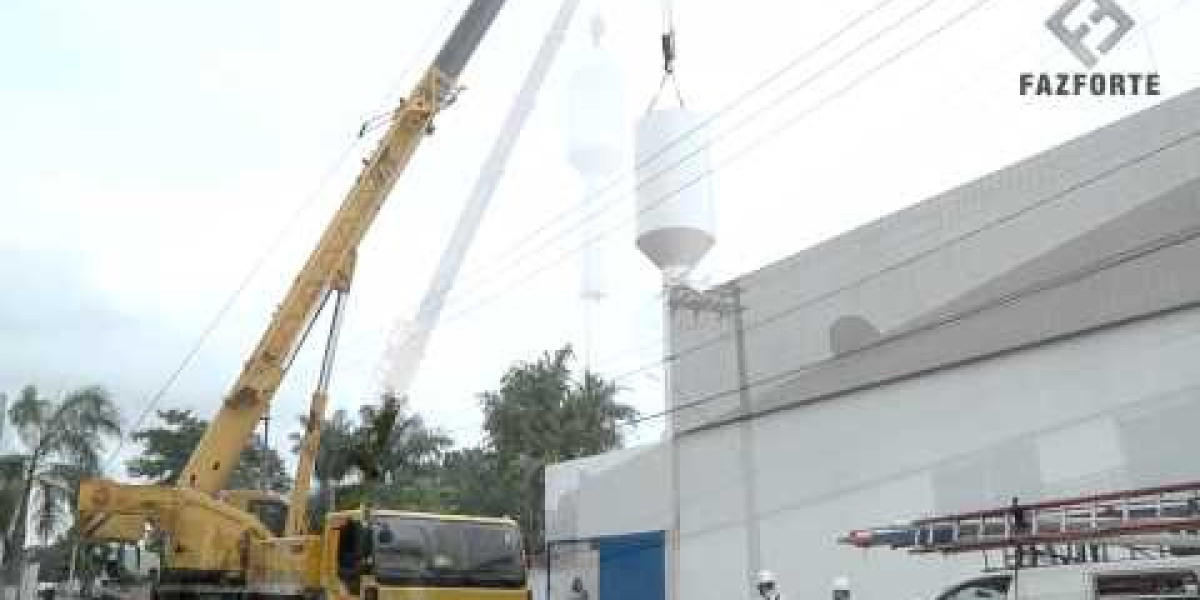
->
[375,412,451,486]
[0,385,121,578]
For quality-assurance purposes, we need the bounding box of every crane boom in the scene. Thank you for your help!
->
[179,0,507,495]
[375,0,584,398]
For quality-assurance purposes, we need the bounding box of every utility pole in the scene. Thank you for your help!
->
[260,413,271,491]
[665,283,755,594]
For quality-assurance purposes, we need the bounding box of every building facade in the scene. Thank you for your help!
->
[546,88,1200,600]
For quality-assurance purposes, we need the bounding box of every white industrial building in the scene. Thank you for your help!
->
[544,87,1200,600]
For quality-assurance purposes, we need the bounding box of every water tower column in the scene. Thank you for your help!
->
[564,13,626,369]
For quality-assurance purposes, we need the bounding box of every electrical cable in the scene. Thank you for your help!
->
[614,126,1200,431]
[338,0,1004,435]
[341,0,922,405]
[449,0,909,292]
[312,0,1180,451]
[582,0,1196,385]
[436,0,997,329]
[444,0,966,310]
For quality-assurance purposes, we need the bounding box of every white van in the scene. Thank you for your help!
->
[933,556,1200,600]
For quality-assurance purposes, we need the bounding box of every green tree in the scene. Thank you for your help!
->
[439,447,512,517]
[126,409,291,492]
[476,345,636,549]
[0,385,121,577]
[313,395,454,516]
[366,407,452,513]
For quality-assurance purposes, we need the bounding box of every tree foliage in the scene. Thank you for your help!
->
[291,395,453,526]
[475,345,636,550]
[126,409,291,493]
[298,346,634,548]
[119,345,633,558]
[0,385,121,577]
[482,346,633,464]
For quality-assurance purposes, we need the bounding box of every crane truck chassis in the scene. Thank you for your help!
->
[75,2,530,600]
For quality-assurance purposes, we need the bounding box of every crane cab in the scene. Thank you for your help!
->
[317,510,528,600]
[218,490,289,537]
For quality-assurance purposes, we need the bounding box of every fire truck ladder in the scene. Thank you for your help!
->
[839,481,1200,555]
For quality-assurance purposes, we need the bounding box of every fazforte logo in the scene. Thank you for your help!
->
[1021,0,1160,96]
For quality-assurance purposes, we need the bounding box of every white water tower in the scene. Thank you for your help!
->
[564,12,626,367]
[634,107,716,440]
[634,108,716,285]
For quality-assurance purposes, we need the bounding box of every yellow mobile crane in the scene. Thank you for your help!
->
[76,2,528,599]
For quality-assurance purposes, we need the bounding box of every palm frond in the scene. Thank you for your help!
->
[11,385,50,453]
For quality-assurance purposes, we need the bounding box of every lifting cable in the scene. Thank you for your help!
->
[647,0,685,112]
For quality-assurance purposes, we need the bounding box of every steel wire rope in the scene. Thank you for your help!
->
[359,0,468,136]
[447,0,911,292]
[612,125,1200,431]
[435,0,997,332]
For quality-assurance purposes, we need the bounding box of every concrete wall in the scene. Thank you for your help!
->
[547,88,1200,600]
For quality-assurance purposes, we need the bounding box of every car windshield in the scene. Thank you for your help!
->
[371,516,525,588]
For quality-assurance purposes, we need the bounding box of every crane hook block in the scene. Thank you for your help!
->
[661,31,677,74]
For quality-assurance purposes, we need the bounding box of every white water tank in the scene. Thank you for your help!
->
[634,108,715,282]
[564,15,625,177]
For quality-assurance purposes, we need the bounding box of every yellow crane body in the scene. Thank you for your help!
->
[75,2,529,599]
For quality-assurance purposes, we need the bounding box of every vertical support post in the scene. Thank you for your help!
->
[731,283,761,580]
[545,540,552,600]
[662,279,681,600]
[260,413,271,491]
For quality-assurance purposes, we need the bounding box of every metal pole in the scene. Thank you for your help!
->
[663,279,681,600]
[66,541,78,596]
[731,283,762,580]
[544,539,551,600]
[261,413,271,491]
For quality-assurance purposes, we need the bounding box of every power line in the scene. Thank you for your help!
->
[435,0,997,330]
[334,0,1005,448]
[449,0,912,292]
[333,0,998,414]
[615,125,1200,431]
[333,1,1028,452]
[580,0,1196,386]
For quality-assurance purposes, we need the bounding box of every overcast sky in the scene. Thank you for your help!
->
[2,0,1198,477]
